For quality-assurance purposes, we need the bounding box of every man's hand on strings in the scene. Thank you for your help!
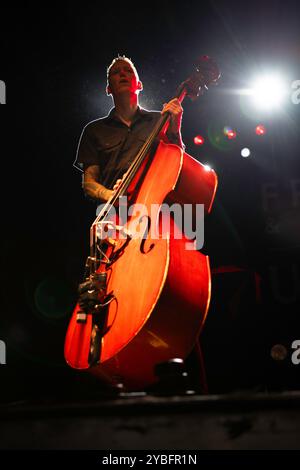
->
[103,174,126,201]
[161,98,183,134]
[113,179,123,192]
[112,171,128,194]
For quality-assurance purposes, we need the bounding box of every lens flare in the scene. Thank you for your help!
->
[223,126,237,139]
[208,121,234,152]
[34,277,73,319]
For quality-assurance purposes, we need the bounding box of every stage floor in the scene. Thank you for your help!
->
[1,390,300,450]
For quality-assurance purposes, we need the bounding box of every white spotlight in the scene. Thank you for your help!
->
[241,148,251,158]
[250,75,286,110]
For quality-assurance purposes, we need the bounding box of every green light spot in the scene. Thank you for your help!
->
[34,277,73,319]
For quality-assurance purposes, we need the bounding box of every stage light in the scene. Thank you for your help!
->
[250,75,286,110]
[227,131,236,139]
[241,148,251,158]
[224,126,237,140]
[194,135,205,145]
[255,124,266,135]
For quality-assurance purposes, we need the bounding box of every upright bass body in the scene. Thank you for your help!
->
[65,140,217,390]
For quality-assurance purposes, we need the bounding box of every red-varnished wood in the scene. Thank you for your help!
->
[65,141,217,389]
[64,304,92,369]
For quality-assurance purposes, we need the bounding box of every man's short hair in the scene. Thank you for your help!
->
[106,55,139,84]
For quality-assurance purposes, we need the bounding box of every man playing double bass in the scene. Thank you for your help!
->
[72,55,208,393]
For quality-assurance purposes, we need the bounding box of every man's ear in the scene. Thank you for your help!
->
[137,80,143,91]
[106,84,112,96]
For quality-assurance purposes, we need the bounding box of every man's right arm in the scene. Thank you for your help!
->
[83,165,113,203]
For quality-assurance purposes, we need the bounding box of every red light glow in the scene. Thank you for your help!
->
[255,124,266,136]
[227,130,237,139]
[194,135,205,145]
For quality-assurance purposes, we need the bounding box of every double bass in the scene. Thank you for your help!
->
[64,56,220,391]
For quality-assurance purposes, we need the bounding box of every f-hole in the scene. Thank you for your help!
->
[139,215,155,254]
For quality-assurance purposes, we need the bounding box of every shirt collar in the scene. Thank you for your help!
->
[105,106,153,123]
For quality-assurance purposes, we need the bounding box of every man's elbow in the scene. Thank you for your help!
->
[83,180,96,200]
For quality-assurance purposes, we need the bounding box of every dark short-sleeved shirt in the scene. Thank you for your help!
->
[74,106,184,189]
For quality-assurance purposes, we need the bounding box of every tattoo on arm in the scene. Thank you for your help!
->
[83,165,112,202]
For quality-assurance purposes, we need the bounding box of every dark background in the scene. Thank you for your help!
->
[0,0,300,402]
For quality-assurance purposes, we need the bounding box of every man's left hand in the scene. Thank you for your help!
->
[162,98,183,134]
